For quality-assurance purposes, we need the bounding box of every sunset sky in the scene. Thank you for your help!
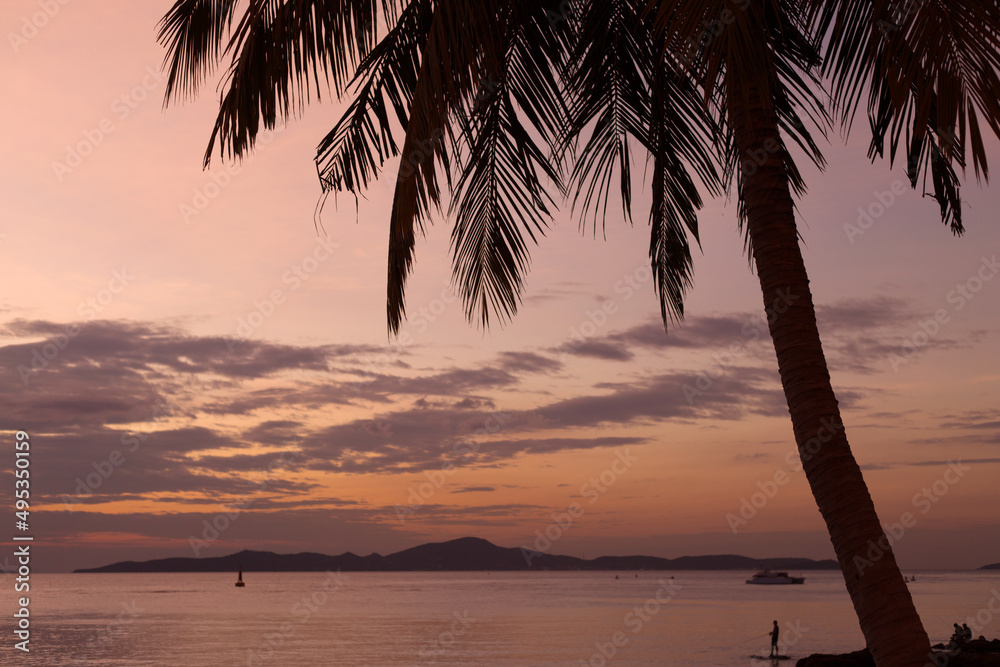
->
[3,1,999,573]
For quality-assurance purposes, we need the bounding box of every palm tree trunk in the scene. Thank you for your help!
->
[726,61,932,667]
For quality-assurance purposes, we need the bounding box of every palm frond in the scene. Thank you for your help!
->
[655,0,828,259]
[647,60,720,326]
[203,0,385,166]
[386,0,488,333]
[315,0,433,196]
[814,0,1000,232]
[562,0,653,234]
[447,0,566,328]
[158,0,240,105]
[564,0,725,328]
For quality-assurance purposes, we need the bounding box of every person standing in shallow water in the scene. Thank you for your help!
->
[770,620,780,657]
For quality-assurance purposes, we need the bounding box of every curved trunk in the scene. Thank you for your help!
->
[725,49,932,667]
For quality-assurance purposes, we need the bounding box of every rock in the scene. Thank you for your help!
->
[796,647,1000,667]
[948,656,1000,666]
[964,639,1000,654]
[796,649,875,667]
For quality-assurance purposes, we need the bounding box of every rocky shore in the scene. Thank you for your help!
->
[796,639,1000,666]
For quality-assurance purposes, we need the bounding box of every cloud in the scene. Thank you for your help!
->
[554,315,758,362]
[523,281,595,305]
[242,420,305,445]
[548,296,979,376]
[815,297,911,333]
[733,452,769,462]
[556,339,635,361]
[0,316,787,537]
[2,319,335,379]
[812,297,988,374]
[861,457,1000,471]
[938,408,1000,431]
[612,316,750,350]
[22,428,309,507]
[296,413,650,473]
[0,319,364,431]
[359,367,520,395]
[496,351,563,374]
[533,367,787,428]
[292,366,787,475]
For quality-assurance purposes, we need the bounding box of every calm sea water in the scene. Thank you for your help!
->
[1,570,997,666]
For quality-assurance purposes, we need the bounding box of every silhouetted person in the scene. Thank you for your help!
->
[951,623,964,648]
[962,623,973,642]
[770,620,780,657]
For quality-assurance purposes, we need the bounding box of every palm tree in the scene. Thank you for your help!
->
[659,3,1000,662]
[158,1,1000,664]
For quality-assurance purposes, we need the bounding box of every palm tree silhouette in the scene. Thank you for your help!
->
[158,1,1000,664]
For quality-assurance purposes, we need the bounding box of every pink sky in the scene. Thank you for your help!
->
[2,1,999,572]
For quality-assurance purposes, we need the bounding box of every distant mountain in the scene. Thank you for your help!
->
[74,537,839,573]
[982,563,1000,570]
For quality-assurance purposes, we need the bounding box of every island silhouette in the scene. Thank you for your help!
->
[75,536,840,573]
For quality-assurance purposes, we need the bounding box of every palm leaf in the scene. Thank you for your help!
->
[652,0,828,259]
[648,58,720,326]
[562,0,653,234]
[814,0,1000,233]
[447,0,567,328]
[203,0,385,165]
[385,0,488,333]
[314,0,433,196]
[158,0,240,105]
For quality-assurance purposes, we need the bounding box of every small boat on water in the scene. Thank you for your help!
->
[746,569,804,585]
[235,565,245,587]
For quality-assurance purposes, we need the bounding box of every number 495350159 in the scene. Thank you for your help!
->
[15,431,30,530]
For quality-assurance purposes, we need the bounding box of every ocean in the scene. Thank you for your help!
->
[1,570,997,665]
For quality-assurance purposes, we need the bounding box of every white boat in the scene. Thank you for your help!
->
[746,569,804,585]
